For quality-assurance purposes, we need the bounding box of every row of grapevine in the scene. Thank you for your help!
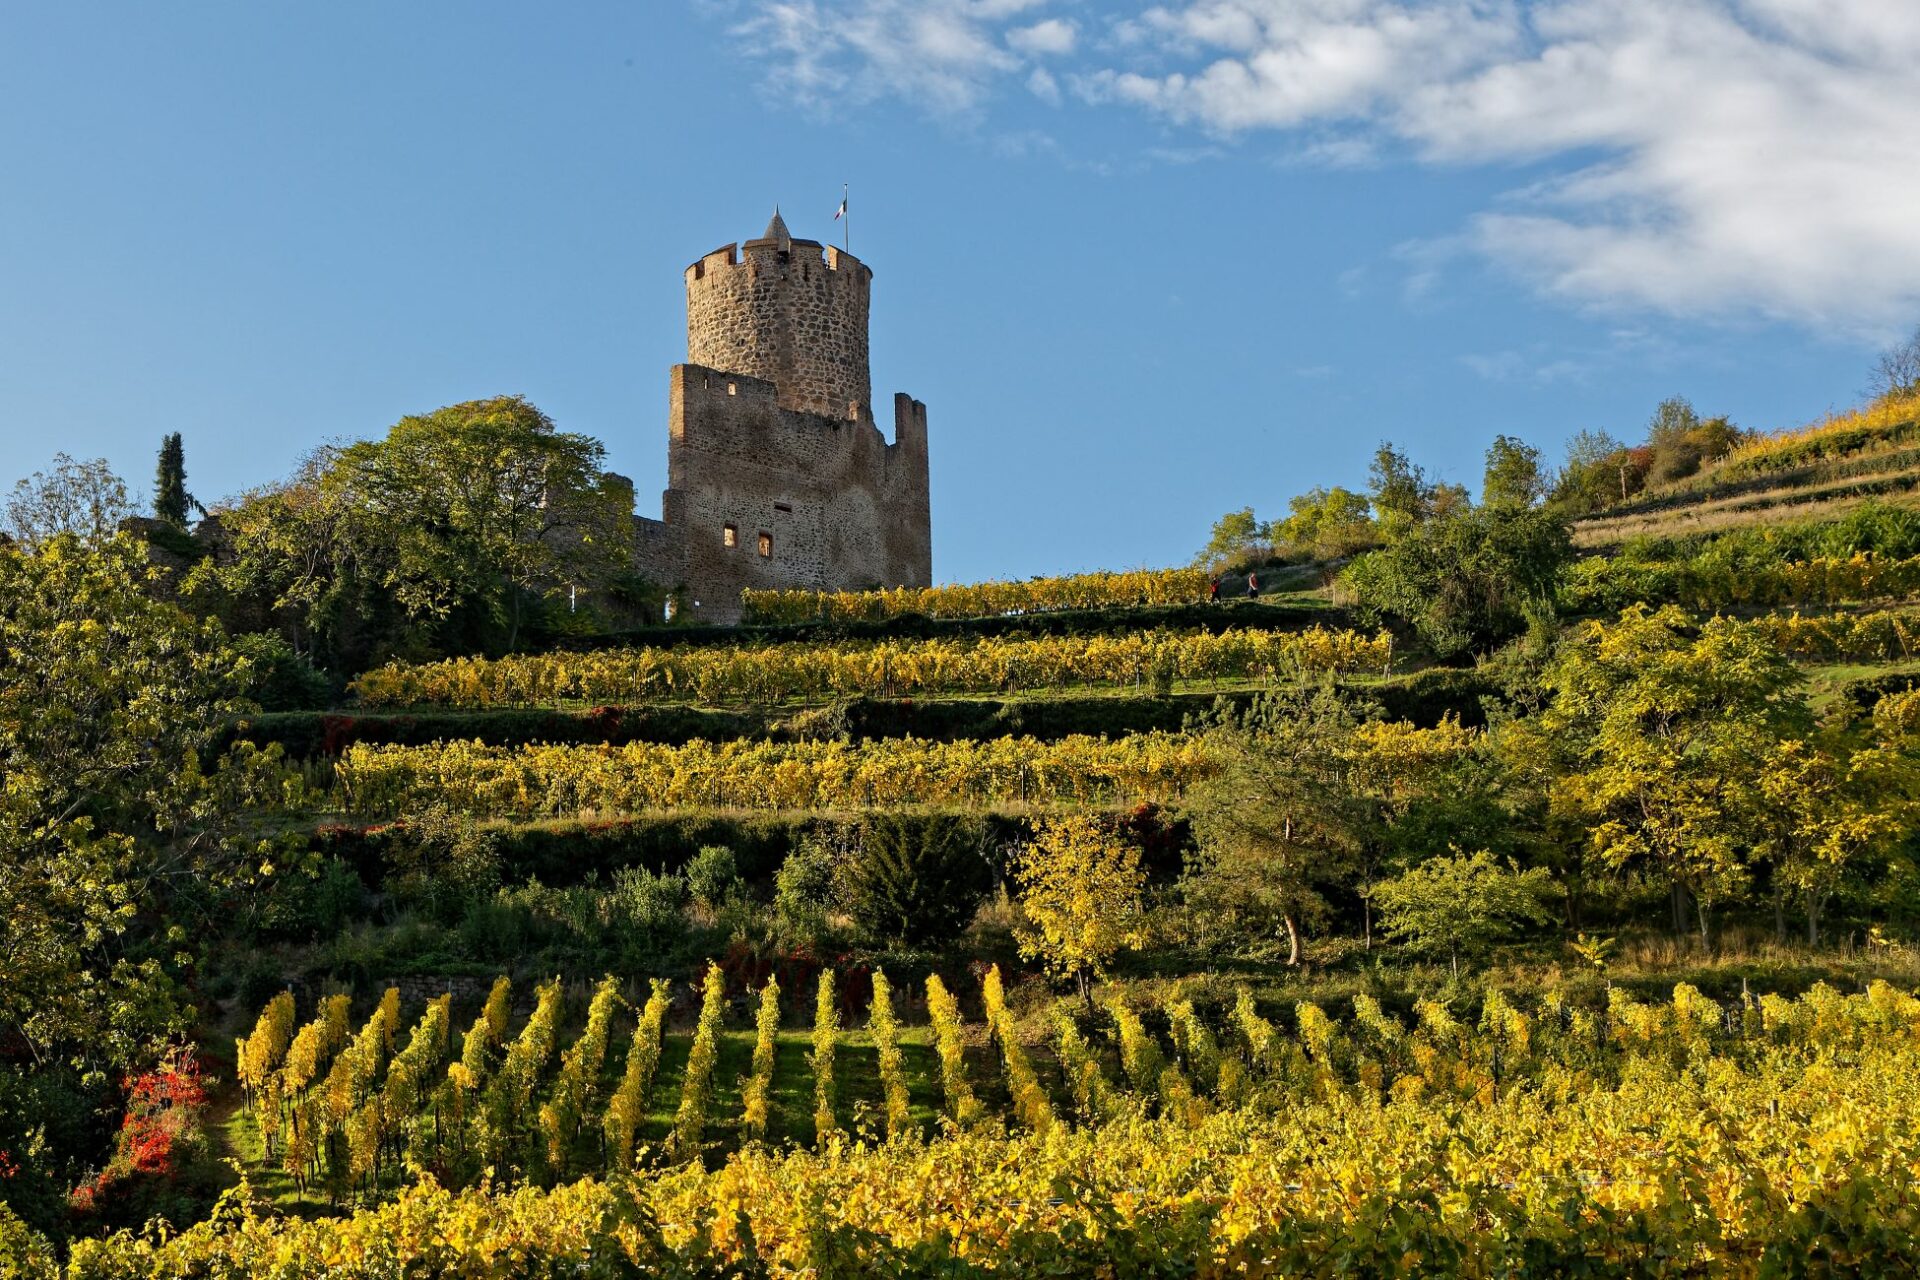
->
[332,731,1214,818]
[1567,549,1920,613]
[1747,606,1920,661]
[741,978,780,1142]
[150,977,1920,1276]
[980,966,1053,1135]
[810,970,838,1144]
[740,567,1214,624]
[923,975,982,1129]
[669,966,726,1162]
[351,625,1393,708]
[866,971,912,1140]
[602,979,668,1168]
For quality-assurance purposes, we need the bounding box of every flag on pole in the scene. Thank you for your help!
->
[834,191,847,220]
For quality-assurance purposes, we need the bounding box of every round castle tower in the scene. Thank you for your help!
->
[683,210,873,421]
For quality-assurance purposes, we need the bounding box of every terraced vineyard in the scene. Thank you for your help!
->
[1575,387,1920,547]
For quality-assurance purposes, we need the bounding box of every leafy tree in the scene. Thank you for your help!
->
[1272,486,1375,565]
[1013,814,1145,1003]
[1373,851,1556,974]
[1753,718,1912,946]
[3,455,135,551]
[194,396,635,668]
[152,433,196,529]
[1527,604,1805,947]
[839,814,989,946]
[1482,434,1545,507]
[0,535,284,1071]
[1367,441,1435,536]
[1547,429,1632,515]
[1643,396,1742,484]
[1869,324,1920,398]
[1184,688,1369,965]
[1341,504,1572,657]
[1194,507,1267,571]
[1343,717,1495,948]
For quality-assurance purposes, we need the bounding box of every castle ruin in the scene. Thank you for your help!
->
[632,211,932,622]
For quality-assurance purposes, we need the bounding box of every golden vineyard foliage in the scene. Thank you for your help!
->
[86,981,1920,1278]
[740,567,1213,624]
[333,732,1213,818]
[1714,385,1920,472]
[1570,549,1920,612]
[350,625,1393,708]
[1748,606,1920,661]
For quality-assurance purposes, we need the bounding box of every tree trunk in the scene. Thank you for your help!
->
[1806,896,1824,948]
[1284,914,1301,967]
[1772,882,1786,943]
[1696,894,1711,953]
[1671,882,1689,938]
[1078,968,1092,1011]
[1362,889,1372,952]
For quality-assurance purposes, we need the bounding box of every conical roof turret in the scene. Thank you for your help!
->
[762,207,792,250]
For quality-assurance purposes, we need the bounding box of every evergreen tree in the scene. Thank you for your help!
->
[153,432,194,527]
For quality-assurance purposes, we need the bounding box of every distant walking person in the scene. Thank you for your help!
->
[1246,571,1260,598]
[1208,577,1221,604]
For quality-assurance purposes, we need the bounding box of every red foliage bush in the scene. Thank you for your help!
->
[68,1048,215,1229]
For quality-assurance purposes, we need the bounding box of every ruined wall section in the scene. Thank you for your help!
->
[685,241,871,421]
[666,364,929,622]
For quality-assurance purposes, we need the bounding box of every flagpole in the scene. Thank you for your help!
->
[843,183,850,253]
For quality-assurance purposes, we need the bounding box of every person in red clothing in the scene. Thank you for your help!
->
[1246,571,1260,598]
[1208,577,1221,604]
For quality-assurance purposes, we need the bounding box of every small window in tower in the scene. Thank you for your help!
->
[758,532,773,558]
[727,382,737,396]
[722,524,738,548]
[774,502,792,514]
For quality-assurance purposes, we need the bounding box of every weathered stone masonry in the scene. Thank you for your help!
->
[632,212,932,623]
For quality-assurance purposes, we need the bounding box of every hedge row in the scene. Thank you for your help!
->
[236,668,1499,759]
[523,597,1348,653]
[308,806,1192,891]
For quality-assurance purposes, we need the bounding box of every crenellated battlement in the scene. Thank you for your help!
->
[685,240,868,284]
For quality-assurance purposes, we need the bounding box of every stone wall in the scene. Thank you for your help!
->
[684,240,871,420]
[663,365,930,623]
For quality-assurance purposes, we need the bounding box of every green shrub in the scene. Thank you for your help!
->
[230,631,333,711]
[385,806,502,923]
[611,865,689,936]
[684,846,738,908]
[839,815,991,946]
[0,1202,56,1280]
[773,836,841,942]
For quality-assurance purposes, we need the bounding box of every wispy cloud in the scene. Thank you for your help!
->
[721,0,1920,333]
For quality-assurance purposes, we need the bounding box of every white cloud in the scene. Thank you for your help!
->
[1027,66,1062,104]
[727,0,1920,332]
[1008,18,1077,56]
[732,0,1024,115]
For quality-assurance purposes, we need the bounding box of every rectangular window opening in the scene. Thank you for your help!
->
[722,524,738,548]
[757,532,773,558]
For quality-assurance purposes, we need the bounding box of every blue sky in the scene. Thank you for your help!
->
[4,2,1918,584]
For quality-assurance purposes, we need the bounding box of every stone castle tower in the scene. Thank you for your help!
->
[632,211,933,622]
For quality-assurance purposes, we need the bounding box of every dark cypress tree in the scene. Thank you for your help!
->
[153,433,191,527]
